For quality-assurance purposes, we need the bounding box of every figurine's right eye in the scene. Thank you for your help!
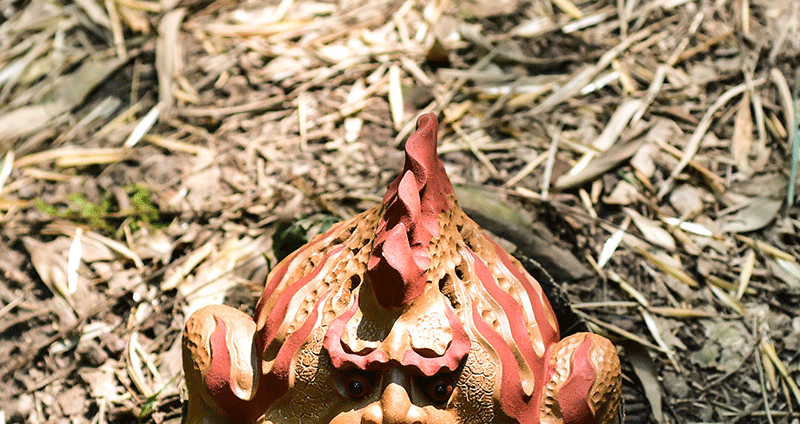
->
[419,374,454,404]
[342,371,375,400]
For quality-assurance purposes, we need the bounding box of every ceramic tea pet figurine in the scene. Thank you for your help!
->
[182,113,621,423]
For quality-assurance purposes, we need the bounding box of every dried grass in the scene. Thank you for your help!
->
[1,0,799,422]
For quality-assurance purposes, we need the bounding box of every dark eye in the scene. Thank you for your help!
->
[422,375,454,404]
[342,371,374,400]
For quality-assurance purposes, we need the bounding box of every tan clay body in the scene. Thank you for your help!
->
[182,114,622,424]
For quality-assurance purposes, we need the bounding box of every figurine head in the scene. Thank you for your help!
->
[183,114,621,424]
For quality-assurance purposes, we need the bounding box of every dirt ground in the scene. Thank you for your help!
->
[1,0,799,423]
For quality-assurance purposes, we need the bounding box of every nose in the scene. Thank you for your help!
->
[361,383,427,424]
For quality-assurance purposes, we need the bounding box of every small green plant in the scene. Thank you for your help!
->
[126,183,159,228]
[34,184,160,231]
[138,373,182,422]
[272,214,341,262]
[68,192,112,228]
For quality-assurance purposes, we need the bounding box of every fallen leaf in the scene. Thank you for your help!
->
[456,0,524,17]
[769,258,800,289]
[730,172,787,197]
[22,237,72,302]
[662,370,690,400]
[626,208,677,251]
[604,180,639,205]
[630,141,658,178]
[262,54,314,82]
[716,197,782,233]
[669,184,705,218]
[389,64,404,130]
[0,56,126,143]
[732,93,753,170]
[57,385,87,416]
[634,246,699,288]
[553,138,643,190]
[454,184,592,281]
[689,341,720,369]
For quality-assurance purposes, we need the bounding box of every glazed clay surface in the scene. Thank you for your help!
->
[182,114,622,424]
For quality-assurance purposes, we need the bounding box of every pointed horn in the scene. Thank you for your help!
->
[367,114,453,308]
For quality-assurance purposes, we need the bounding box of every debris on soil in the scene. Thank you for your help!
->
[0,0,799,423]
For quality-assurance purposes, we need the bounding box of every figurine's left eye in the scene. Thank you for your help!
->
[420,375,454,404]
[341,371,375,400]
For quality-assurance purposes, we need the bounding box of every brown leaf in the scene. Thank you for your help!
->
[22,237,71,302]
[456,0,524,17]
[79,365,122,401]
[604,180,639,205]
[625,342,664,423]
[0,56,126,143]
[553,138,643,190]
[732,93,753,171]
[716,197,782,233]
[57,385,87,416]
[625,208,677,251]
